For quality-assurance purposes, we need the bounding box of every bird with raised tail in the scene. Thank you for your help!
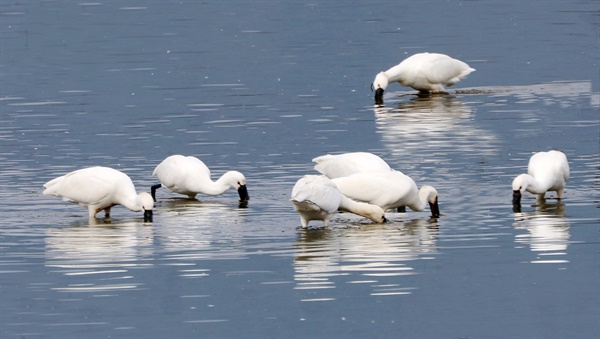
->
[151,155,249,204]
[372,52,475,105]
[330,170,440,218]
[290,175,387,228]
[43,166,154,222]
[512,150,570,209]
[313,152,391,179]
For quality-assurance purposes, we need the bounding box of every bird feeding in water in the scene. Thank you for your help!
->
[290,175,387,228]
[372,52,475,105]
[512,150,569,212]
[43,166,154,222]
[330,170,440,218]
[151,155,249,206]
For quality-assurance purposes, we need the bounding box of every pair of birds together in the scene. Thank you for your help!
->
[291,152,439,227]
[42,155,249,223]
[42,150,569,227]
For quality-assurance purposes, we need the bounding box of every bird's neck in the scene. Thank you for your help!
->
[407,186,435,212]
[385,64,407,83]
[197,174,232,196]
[120,193,143,212]
[338,196,381,222]
[522,174,553,194]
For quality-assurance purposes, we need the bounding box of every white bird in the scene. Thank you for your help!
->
[151,155,249,203]
[372,52,475,104]
[312,152,391,179]
[512,150,570,208]
[290,175,387,228]
[43,166,154,222]
[330,170,440,217]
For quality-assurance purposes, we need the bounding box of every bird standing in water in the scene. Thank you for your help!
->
[372,52,475,105]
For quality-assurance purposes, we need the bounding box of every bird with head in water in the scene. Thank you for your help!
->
[151,155,249,205]
[43,166,154,222]
[372,52,475,105]
[512,150,569,211]
[291,175,387,228]
[330,170,440,218]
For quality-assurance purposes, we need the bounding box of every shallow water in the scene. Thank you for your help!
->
[1,1,599,338]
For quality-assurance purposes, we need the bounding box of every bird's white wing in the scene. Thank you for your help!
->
[313,152,390,179]
[332,170,415,208]
[153,155,211,187]
[44,167,114,204]
[424,55,473,85]
[291,175,341,213]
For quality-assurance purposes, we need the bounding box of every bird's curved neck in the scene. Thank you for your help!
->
[407,187,434,212]
[384,64,406,83]
[521,174,553,194]
[194,174,231,195]
[120,193,143,212]
[339,196,379,221]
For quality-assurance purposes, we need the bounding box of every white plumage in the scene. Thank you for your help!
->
[151,155,249,203]
[330,170,440,217]
[512,150,570,207]
[290,175,386,228]
[312,152,391,179]
[43,166,154,221]
[372,52,475,104]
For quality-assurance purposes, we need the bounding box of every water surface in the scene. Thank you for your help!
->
[1,1,598,338]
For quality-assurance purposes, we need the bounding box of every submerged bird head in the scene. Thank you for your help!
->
[429,196,440,218]
[419,185,440,218]
[511,174,529,206]
[364,204,387,224]
[372,71,389,106]
[137,192,154,222]
[225,171,250,202]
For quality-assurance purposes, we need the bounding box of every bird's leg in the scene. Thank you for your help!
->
[104,207,112,218]
[397,206,406,213]
[88,206,98,218]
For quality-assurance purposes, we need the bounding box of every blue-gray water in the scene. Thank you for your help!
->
[1,1,598,338]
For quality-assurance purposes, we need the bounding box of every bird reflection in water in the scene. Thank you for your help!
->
[513,199,570,264]
[373,94,499,174]
[44,219,155,293]
[152,198,250,257]
[373,81,592,175]
[292,219,440,299]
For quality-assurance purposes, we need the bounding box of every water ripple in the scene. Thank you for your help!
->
[292,220,440,298]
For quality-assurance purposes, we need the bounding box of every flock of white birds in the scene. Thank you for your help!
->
[42,53,570,226]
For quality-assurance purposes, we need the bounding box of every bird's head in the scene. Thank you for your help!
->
[372,72,388,105]
[227,171,249,203]
[420,185,440,218]
[137,192,154,222]
[511,174,530,206]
